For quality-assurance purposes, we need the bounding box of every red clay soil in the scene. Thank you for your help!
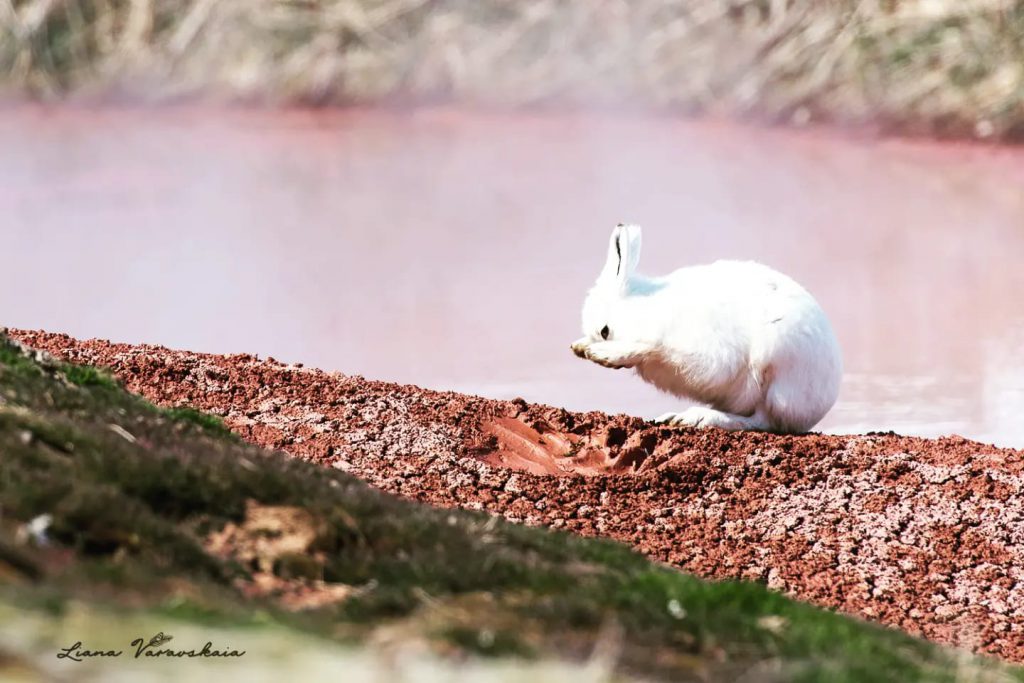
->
[10,329,1024,662]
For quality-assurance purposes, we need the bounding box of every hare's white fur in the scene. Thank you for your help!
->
[571,224,842,434]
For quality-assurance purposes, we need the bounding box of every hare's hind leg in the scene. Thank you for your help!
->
[655,406,772,431]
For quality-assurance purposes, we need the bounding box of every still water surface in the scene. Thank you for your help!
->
[2,106,1023,445]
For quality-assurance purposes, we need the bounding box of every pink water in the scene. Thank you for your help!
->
[2,106,1023,445]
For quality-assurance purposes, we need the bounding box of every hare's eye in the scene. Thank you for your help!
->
[600,325,610,340]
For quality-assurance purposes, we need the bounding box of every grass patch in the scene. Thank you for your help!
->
[161,405,237,440]
[0,331,1020,682]
[62,363,119,390]
[0,334,234,440]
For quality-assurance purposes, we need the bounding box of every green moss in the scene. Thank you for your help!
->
[62,364,119,390]
[0,345,35,375]
[161,405,237,440]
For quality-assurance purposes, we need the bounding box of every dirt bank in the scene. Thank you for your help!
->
[12,329,1024,663]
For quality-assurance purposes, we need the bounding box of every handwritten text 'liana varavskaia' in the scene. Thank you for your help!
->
[56,632,245,662]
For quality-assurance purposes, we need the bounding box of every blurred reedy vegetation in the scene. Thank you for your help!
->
[2,0,1024,138]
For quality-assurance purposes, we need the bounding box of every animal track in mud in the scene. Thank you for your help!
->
[477,417,605,476]
[475,415,666,477]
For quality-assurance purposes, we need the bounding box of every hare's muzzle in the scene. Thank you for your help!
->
[571,341,589,359]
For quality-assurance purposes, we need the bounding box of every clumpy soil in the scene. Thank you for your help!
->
[12,329,1024,663]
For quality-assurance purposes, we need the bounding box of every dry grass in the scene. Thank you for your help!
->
[2,0,1024,138]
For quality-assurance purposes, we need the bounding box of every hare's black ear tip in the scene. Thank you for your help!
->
[616,222,625,228]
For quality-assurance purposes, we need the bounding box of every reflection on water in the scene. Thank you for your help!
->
[2,106,1023,445]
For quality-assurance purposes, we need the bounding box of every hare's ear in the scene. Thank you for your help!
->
[600,223,642,288]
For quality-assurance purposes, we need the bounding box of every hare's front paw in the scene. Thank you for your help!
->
[571,339,590,360]
[571,340,651,369]
[582,341,630,369]
[577,342,638,368]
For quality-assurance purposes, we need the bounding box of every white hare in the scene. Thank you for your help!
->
[571,224,842,434]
